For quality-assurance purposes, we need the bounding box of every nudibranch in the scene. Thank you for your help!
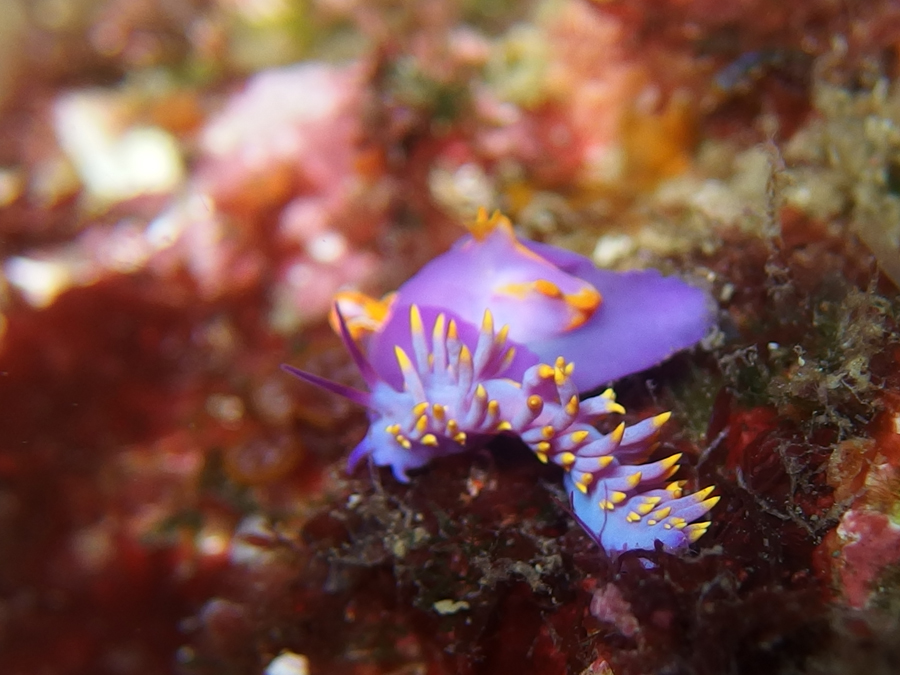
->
[285,210,718,556]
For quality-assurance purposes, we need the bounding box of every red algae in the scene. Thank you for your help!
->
[0,277,204,675]
[587,0,900,140]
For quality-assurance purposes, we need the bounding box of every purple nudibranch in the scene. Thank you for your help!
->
[284,210,718,556]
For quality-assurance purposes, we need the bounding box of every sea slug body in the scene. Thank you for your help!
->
[285,210,718,556]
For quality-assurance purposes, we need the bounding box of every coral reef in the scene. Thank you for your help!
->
[1,1,900,674]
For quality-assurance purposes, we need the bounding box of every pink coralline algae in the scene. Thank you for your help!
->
[590,583,640,637]
[198,62,365,204]
[285,210,719,556]
[833,509,900,608]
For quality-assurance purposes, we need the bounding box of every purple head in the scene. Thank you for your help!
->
[338,210,715,393]
[284,210,718,556]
